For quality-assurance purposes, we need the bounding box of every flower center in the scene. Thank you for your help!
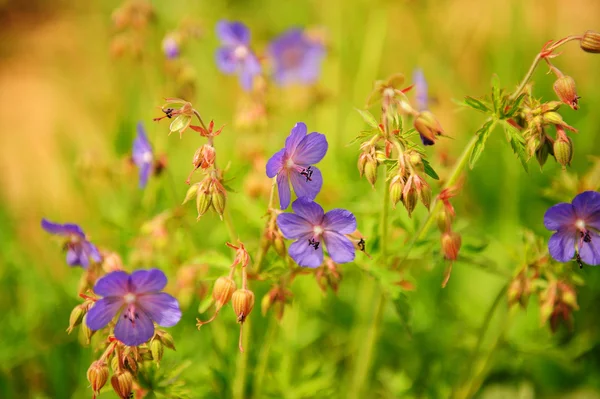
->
[383,87,395,98]
[124,293,136,304]
[313,226,323,236]
[286,159,295,169]
[233,45,249,60]
[281,46,304,69]
[575,219,586,230]
[142,151,153,164]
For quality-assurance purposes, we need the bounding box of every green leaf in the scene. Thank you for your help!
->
[355,108,379,129]
[422,159,440,180]
[503,122,529,172]
[392,293,412,336]
[504,92,527,118]
[464,96,490,113]
[491,74,501,112]
[347,131,374,145]
[468,119,496,169]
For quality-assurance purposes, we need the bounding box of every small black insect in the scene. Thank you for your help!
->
[358,238,366,252]
[163,107,175,118]
[300,166,313,182]
[575,252,584,269]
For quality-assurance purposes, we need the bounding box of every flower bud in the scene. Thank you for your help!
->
[553,134,573,168]
[193,144,216,170]
[261,292,273,316]
[211,187,226,219]
[182,183,199,204]
[80,314,95,345]
[553,75,579,110]
[87,360,109,397]
[414,111,443,146]
[102,251,123,273]
[408,152,423,170]
[535,140,551,168]
[364,158,378,187]
[111,370,133,399]
[559,283,579,310]
[389,175,404,208]
[441,231,461,261]
[196,189,212,220]
[273,234,287,257]
[150,338,164,365]
[580,30,600,53]
[232,289,255,323]
[402,177,418,216]
[212,276,236,308]
[418,183,432,210]
[157,330,176,350]
[67,304,86,334]
[436,208,453,232]
[357,153,368,177]
[542,111,565,126]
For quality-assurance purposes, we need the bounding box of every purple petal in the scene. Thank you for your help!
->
[548,230,576,262]
[139,163,152,189]
[289,165,322,200]
[420,133,435,146]
[277,213,313,239]
[266,148,285,178]
[82,241,102,263]
[86,297,124,330]
[277,172,291,209]
[66,248,83,267]
[294,45,324,84]
[580,231,600,265]
[544,202,576,231]
[292,197,324,225]
[322,231,355,264]
[130,269,167,294]
[216,48,237,74]
[94,271,130,297]
[113,306,155,346]
[239,54,261,91]
[284,122,308,155]
[216,20,250,46]
[323,209,357,234]
[413,68,428,112]
[292,132,328,165]
[41,219,84,237]
[137,293,181,327]
[289,233,324,268]
[573,191,600,229]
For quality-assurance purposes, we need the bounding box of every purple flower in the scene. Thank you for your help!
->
[215,20,261,91]
[413,68,428,112]
[277,197,356,267]
[266,122,328,209]
[269,28,325,86]
[162,34,180,59]
[86,269,182,346]
[132,122,153,189]
[41,219,101,268]
[544,191,600,265]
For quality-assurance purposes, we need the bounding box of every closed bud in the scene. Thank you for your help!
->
[364,158,378,187]
[414,111,443,146]
[232,289,255,323]
[535,140,551,168]
[553,134,573,168]
[408,152,423,170]
[553,75,579,110]
[441,231,461,261]
[357,153,368,176]
[436,208,453,232]
[212,276,236,308]
[67,304,86,334]
[543,111,565,126]
[157,331,176,350]
[389,175,404,208]
[182,183,199,204]
[196,189,212,219]
[102,251,123,273]
[418,183,432,210]
[111,370,133,399]
[580,30,600,53]
[261,293,273,316]
[193,144,216,169]
[80,314,95,345]
[402,176,418,216]
[211,188,226,219]
[150,338,164,365]
[508,277,523,307]
[87,360,109,397]
[273,234,287,257]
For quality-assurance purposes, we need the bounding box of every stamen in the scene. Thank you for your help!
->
[307,238,320,250]
[300,166,313,182]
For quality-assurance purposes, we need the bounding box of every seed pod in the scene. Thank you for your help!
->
[436,208,453,232]
[232,289,255,323]
[580,30,600,53]
[182,183,199,204]
[157,331,176,350]
[87,360,109,397]
[389,175,404,208]
[212,276,236,308]
[357,153,368,177]
[553,135,573,168]
[150,338,164,365]
[553,75,579,110]
[364,158,378,187]
[441,231,461,261]
[273,234,287,258]
[196,189,212,220]
[67,304,86,334]
[111,370,133,399]
[80,314,95,345]
[211,188,226,219]
[418,183,432,210]
[535,140,551,168]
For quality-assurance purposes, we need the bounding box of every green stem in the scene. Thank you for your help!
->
[252,178,277,274]
[222,206,238,243]
[252,316,278,398]
[233,318,250,399]
[380,167,391,262]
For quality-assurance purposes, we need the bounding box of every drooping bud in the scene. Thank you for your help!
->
[80,314,95,345]
[357,153,368,177]
[212,276,236,309]
[402,176,418,216]
[413,111,443,146]
[150,338,164,365]
[102,251,123,273]
[156,330,176,350]
[67,304,86,334]
[416,178,432,210]
[553,128,573,168]
[111,370,133,399]
[182,183,200,204]
[553,75,579,110]
[196,184,212,220]
[364,157,378,187]
[273,234,287,257]
[211,184,227,219]
[441,231,461,261]
[580,30,600,53]
[389,175,404,208]
[192,144,216,170]
[436,208,453,232]
[87,360,109,398]
[535,139,551,168]
[232,289,255,323]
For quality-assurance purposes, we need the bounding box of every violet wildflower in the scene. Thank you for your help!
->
[277,197,356,267]
[41,219,101,268]
[544,191,600,266]
[86,269,181,346]
[132,122,153,188]
[269,28,325,86]
[413,68,428,112]
[266,122,327,209]
[162,33,180,59]
[215,20,261,91]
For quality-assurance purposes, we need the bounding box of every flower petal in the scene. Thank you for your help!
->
[137,293,182,327]
[266,148,285,178]
[113,306,155,347]
[544,202,576,231]
[216,20,250,46]
[289,233,324,268]
[94,271,130,297]
[292,132,328,165]
[580,231,600,266]
[139,163,152,189]
[86,297,124,330]
[41,219,84,237]
[83,241,102,264]
[548,230,576,262]
[239,54,262,91]
[130,269,167,294]
[277,213,313,239]
[289,165,322,200]
[66,248,84,267]
[291,197,324,225]
[323,231,355,264]
[573,191,600,229]
[216,48,237,74]
[284,122,307,155]
[323,209,357,234]
[277,172,291,209]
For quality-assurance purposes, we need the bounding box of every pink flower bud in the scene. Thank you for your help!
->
[553,75,579,110]
[580,30,600,53]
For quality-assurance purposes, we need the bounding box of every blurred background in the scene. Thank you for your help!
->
[1,0,599,398]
